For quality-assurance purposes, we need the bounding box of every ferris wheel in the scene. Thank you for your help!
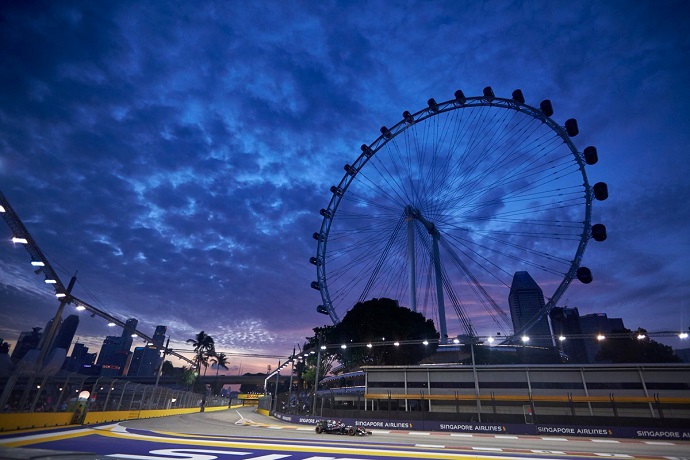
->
[310,87,608,343]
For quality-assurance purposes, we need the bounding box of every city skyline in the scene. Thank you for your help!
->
[4,269,685,378]
[1,1,689,374]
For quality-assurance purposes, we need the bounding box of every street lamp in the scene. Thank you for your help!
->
[312,334,324,416]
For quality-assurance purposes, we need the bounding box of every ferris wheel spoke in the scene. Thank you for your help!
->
[439,237,512,330]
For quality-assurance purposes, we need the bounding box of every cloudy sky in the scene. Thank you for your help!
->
[1,1,689,374]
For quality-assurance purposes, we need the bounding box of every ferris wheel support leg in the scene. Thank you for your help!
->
[407,217,417,313]
[432,233,448,343]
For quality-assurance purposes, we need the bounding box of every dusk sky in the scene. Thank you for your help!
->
[1,1,689,375]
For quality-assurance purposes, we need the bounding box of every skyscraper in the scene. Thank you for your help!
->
[63,342,96,372]
[131,325,167,376]
[37,318,56,350]
[152,325,167,348]
[121,318,138,352]
[10,327,42,363]
[52,314,79,353]
[97,336,128,375]
[97,317,138,376]
[508,271,553,348]
[579,313,625,363]
[550,306,588,363]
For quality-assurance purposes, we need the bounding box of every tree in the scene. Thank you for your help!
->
[305,298,439,372]
[207,352,230,395]
[211,352,229,377]
[161,360,174,376]
[178,366,197,390]
[596,328,682,363]
[186,331,215,374]
[301,325,338,390]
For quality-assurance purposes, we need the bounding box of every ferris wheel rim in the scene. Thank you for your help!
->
[313,90,594,340]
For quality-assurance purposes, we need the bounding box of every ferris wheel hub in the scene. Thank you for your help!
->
[405,205,438,236]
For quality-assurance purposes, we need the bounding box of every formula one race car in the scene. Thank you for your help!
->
[315,419,372,436]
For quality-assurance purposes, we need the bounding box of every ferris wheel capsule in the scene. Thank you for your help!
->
[593,182,609,201]
[584,146,599,165]
[576,267,593,284]
[591,224,607,242]
[511,89,525,104]
[540,99,554,117]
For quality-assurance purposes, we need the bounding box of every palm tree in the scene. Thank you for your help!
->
[186,331,215,374]
[211,352,229,377]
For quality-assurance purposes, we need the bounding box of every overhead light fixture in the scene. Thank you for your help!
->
[597,334,606,341]
[521,336,530,342]
[558,336,566,341]
[44,279,57,284]
[679,332,689,339]
[340,344,346,349]
[75,305,86,311]
[0,205,6,213]
[393,342,400,346]
[423,340,429,345]
[366,343,372,348]
[486,337,494,344]
[107,322,116,327]
[31,261,45,267]
[12,237,28,244]
[55,293,66,298]
[131,334,138,338]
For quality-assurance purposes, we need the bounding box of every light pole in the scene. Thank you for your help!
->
[458,334,482,423]
[151,337,170,408]
[272,360,281,414]
[312,333,323,416]
[287,348,295,413]
[469,339,481,423]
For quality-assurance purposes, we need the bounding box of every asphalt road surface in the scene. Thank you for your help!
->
[0,406,688,459]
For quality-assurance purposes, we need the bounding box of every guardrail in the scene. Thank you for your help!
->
[0,373,232,432]
[0,405,231,432]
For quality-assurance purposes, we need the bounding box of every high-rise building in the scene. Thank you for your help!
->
[579,313,625,363]
[121,318,138,352]
[508,271,553,348]
[63,342,96,372]
[549,306,589,363]
[37,318,56,350]
[129,325,167,376]
[128,346,145,376]
[10,327,42,363]
[97,318,138,376]
[152,325,167,348]
[52,314,79,353]
[97,336,128,375]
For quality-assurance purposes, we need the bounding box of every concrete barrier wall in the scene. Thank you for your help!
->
[83,407,203,424]
[0,405,231,432]
[0,412,73,431]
